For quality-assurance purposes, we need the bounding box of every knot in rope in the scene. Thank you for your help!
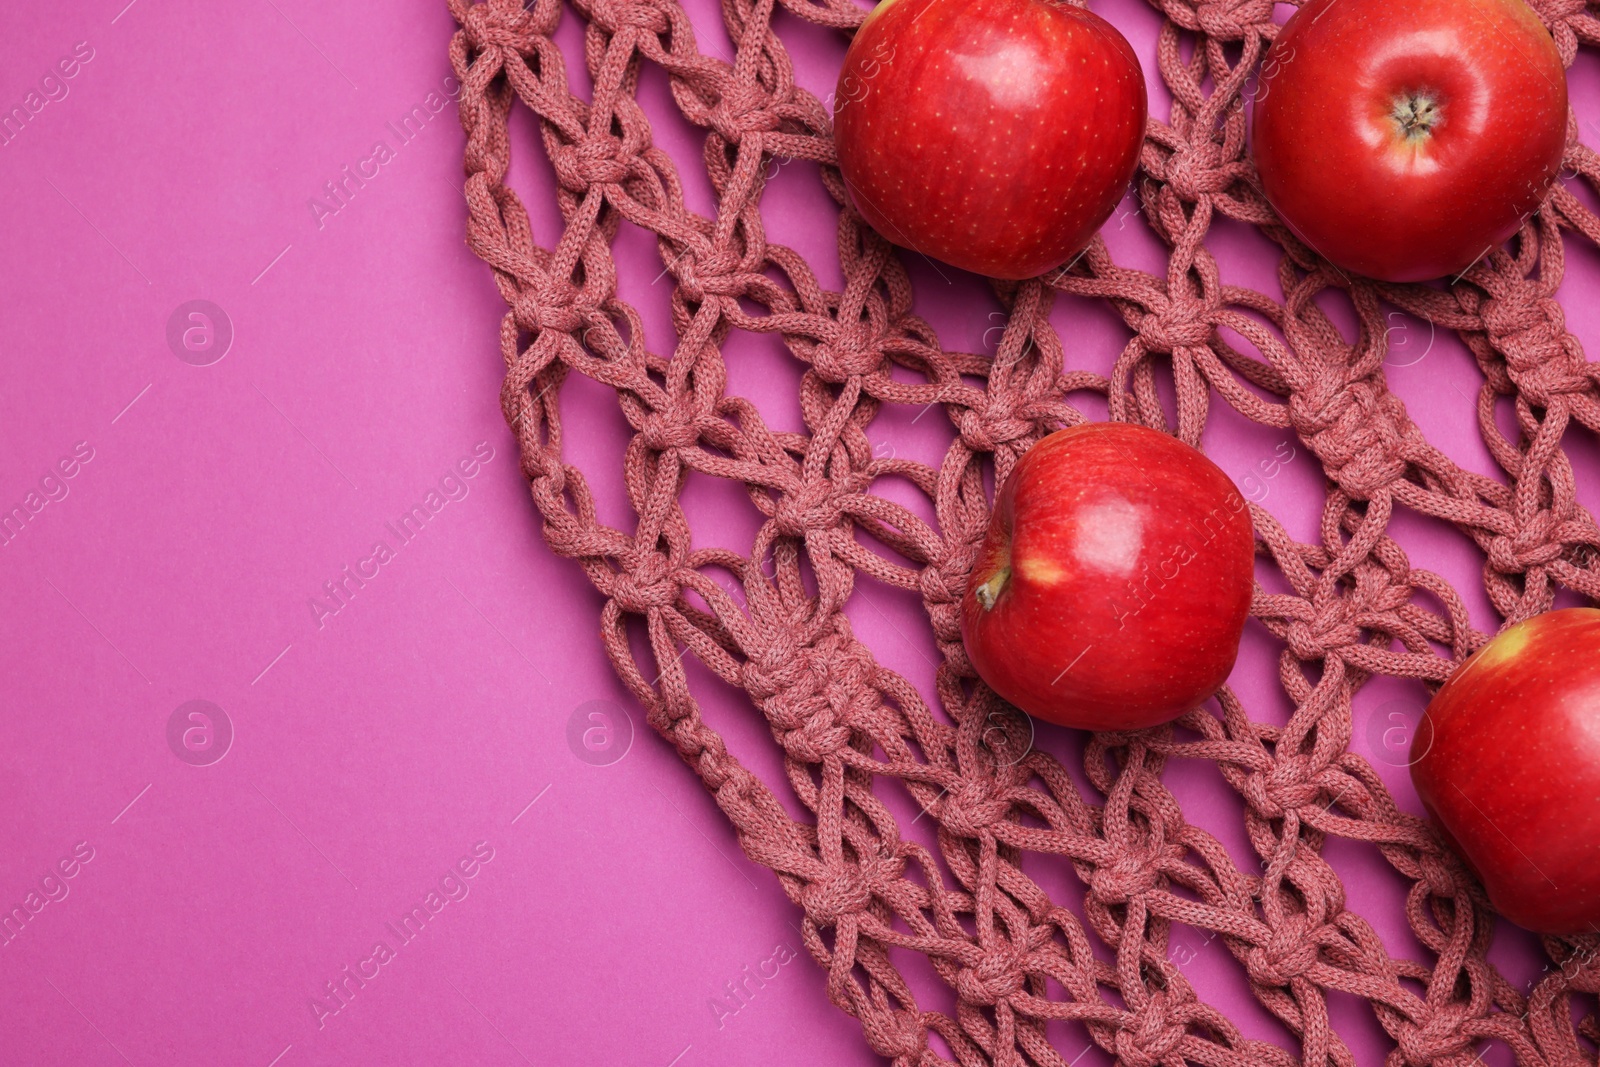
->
[1290,381,1410,499]
[1137,297,1216,352]
[810,327,885,383]
[1243,754,1320,819]
[607,551,678,613]
[801,867,872,924]
[513,282,589,335]
[1284,601,1361,661]
[1396,1001,1476,1066]
[1194,0,1273,38]
[955,948,1027,1006]
[552,134,632,191]
[1243,914,1320,987]
[740,634,803,702]
[638,406,700,451]
[920,548,974,608]
[708,81,782,145]
[955,396,1031,454]
[1487,509,1568,574]
[461,1,543,52]
[939,778,1011,837]
[585,0,669,33]
[759,633,871,761]
[772,480,839,537]
[1161,141,1233,201]
[1481,289,1588,407]
[1114,994,1186,1067]
[672,244,742,302]
[1090,846,1166,905]
[861,1008,927,1060]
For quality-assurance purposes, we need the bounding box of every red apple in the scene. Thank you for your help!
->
[832,0,1146,280]
[1251,0,1567,282]
[1410,608,1600,935]
[960,424,1255,731]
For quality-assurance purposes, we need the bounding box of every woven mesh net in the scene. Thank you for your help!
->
[444,0,1600,1060]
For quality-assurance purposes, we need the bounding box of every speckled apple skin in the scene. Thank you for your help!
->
[1411,608,1600,934]
[960,424,1256,731]
[832,0,1146,280]
[1251,0,1567,282]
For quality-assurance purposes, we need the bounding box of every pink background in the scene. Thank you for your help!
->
[1,0,1597,1064]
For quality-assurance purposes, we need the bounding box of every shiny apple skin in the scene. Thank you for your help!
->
[959,424,1256,731]
[832,0,1146,280]
[1410,608,1600,935]
[1251,0,1567,283]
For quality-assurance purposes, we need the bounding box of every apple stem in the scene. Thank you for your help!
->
[974,567,1010,610]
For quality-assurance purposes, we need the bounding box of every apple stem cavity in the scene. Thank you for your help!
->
[1390,91,1442,142]
[974,567,1011,611]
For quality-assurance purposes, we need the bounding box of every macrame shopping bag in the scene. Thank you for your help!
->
[446,0,1600,1061]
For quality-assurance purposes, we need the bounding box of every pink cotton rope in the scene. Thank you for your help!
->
[447,0,1600,1060]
